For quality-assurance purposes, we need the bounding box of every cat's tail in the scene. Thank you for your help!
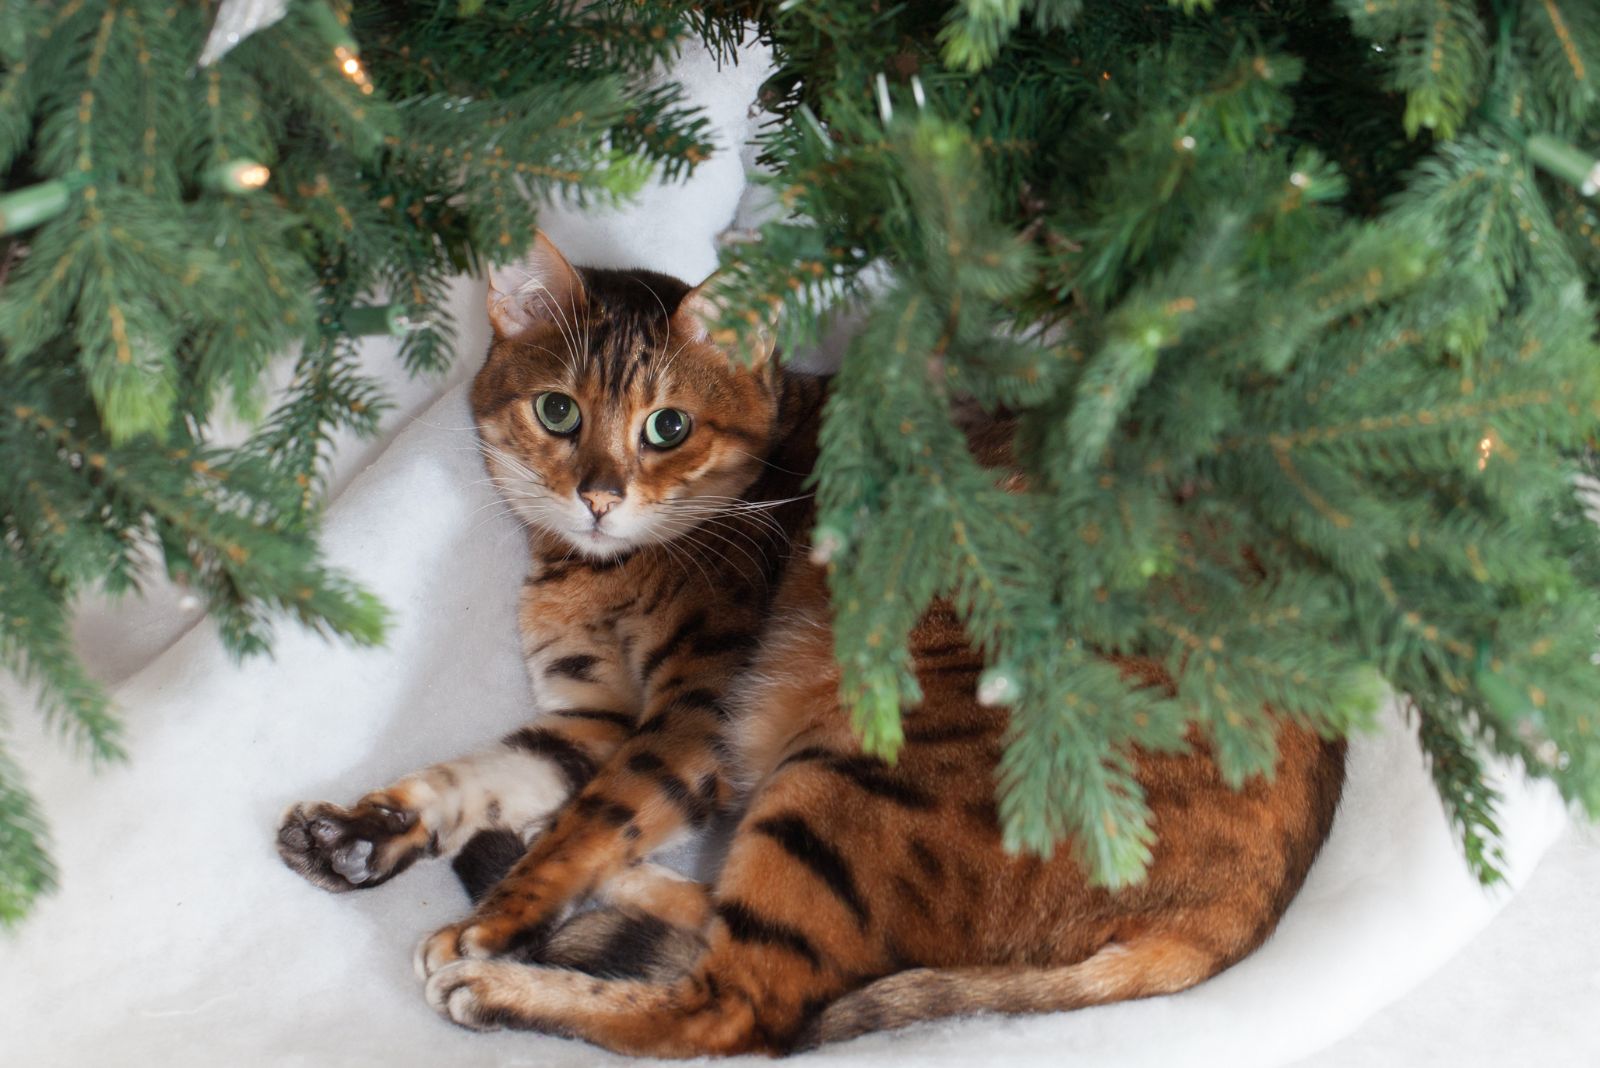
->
[798,933,1218,1047]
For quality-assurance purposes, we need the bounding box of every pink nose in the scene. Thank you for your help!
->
[581,488,622,518]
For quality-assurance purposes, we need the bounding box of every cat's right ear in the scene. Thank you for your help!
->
[486,231,586,339]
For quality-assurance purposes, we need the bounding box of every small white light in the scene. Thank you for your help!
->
[810,529,843,565]
[1179,135,1196,151]
[1290,171,1310,188]
[874,73,893,123]
[977,667,1019,707]
[235,163,271,190]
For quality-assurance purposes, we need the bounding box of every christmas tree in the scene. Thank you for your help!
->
[0,0,722,923]
[714,0,1600,885]
[5,0,1600,923]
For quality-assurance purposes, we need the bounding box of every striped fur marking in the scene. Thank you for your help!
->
[552,708,636,730]
[547,654,602,682]
[574,794,637,828]
[776,747,936,809]
[504,728,599,793]
[752,815,870,929]
[714,901,821,968]
[641,611,708,679]
[626,752,714,826]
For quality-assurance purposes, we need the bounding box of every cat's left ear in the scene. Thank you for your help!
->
[677,279,776,369]
[487,231,586,339]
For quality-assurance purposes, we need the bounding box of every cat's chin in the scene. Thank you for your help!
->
[563,528,639,561]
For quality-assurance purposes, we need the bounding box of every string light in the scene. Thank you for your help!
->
[335,45,374,95]
[977,665,1020,707]
[341,303,419,336]
[204,159,272,194]
[0,178,73,235]
[1477,431,1496,471]
[809,524,846,565]
[874,72,893,123]
[1527,134,1600,198]
[303,1,374,95]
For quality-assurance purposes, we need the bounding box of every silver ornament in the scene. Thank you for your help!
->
[198,0,291,67]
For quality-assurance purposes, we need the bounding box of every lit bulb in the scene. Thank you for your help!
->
[1477,433,1495,471]
[334,46,374,95]
[236,164,270,190]
[977,667,1019,707]
[205,159,272,194]
[809,525,845,565]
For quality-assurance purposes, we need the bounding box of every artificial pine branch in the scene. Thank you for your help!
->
[8,0,1600,915]
[716,0,1600,885]
[0,0,728,923]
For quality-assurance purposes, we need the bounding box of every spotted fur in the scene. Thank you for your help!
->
[279,234,1345,1056]
[278,232,821,908]
[423,566,1343,1056]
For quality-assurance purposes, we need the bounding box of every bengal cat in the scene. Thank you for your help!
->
[277,230,818,894]
[277,232,1345,1055]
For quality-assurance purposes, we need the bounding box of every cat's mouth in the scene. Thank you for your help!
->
[568,523,636,559]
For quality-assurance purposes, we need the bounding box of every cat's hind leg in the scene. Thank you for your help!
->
[535,862,712,981]
[425,927,1217,1055]
[424,929,839,1057]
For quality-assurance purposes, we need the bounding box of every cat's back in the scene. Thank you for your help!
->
[729,556,1344,1013]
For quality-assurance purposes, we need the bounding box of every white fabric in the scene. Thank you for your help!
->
[3,40,1595,1068]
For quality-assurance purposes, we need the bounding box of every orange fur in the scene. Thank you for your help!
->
[279,235,1344,1056]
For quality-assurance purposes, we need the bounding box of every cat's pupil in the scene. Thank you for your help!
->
[646,408,688,448]
[535,392,579,434]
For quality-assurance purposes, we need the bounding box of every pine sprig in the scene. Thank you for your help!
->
[1412,694,1506,886]
[0,739,55,926]
[0,0,742,919]
[723,0,1600,887]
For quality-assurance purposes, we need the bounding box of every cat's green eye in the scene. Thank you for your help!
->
[535,392,580,435]
[644,408,690,449]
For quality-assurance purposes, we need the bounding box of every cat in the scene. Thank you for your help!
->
[278,232,1346,1056]
[277,231,821,900]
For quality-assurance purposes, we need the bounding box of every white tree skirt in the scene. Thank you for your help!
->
[3,40,1594,1068]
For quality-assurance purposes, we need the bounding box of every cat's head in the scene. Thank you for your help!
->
[471,232,780,559]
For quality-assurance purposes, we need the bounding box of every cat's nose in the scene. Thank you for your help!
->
[579,485,624,519]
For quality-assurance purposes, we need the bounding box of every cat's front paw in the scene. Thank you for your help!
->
[415,919,495,978]
[415,915,549,979]
[277,799,426,892]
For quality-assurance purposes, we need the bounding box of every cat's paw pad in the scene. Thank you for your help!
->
[276,800,421,892]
